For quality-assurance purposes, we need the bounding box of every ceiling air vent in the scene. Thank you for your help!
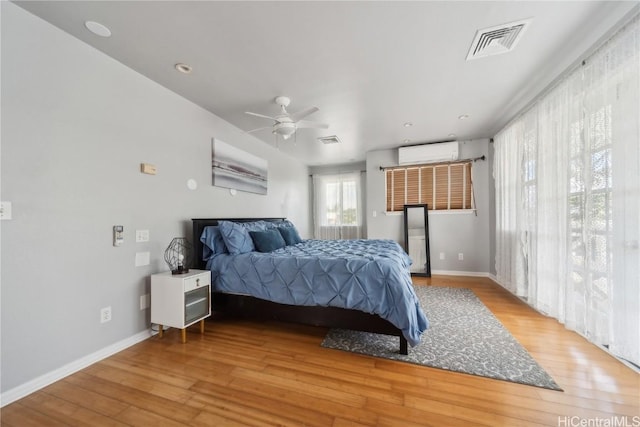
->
[318,135,341,145]
[466,19,531,60]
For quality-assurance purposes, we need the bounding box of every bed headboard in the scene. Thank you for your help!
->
[191,217,285,270]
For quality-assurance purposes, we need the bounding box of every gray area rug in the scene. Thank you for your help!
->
[321,286,562,391]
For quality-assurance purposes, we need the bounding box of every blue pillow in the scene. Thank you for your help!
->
[249,229,286,252]
[280,219,296,228]
[218,220,272,255]
[278,226,302,246]
[200,226,227,261]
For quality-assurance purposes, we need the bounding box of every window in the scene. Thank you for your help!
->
[385,161,473,212]
[312,172,363,239]
[568,105,613,336]
[494,12,639,366]
[321,178,358,226]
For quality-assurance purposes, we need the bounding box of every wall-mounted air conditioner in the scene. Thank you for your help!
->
[398,141,459,165]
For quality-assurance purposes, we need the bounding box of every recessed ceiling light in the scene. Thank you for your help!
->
[175,63,193,74]
[403,139,411,143]
[458,114,469,120]
[448,133,456,138]
[403,122,413,127]
[84,21,111,37]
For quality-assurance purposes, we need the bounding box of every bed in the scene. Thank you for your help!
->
[192,218,428,354]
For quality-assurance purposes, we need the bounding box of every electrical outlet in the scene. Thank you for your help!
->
[0,201,12,220]
[458,253,464,261]
[140,294,150,310]
[100,306,112,323]
[439,252,445,260]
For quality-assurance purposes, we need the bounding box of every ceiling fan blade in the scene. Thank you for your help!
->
[245,111,277,121]
[296,120,329,129]
[246,126,273,133]
[289,106,319,122]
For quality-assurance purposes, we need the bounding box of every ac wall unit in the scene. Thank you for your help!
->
[398,141,459,165]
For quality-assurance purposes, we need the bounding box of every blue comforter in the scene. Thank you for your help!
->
[206,239,428,346]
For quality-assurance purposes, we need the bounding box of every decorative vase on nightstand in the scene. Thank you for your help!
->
[164,237,194,275]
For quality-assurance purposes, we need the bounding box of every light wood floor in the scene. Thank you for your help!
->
[2,276,638,426]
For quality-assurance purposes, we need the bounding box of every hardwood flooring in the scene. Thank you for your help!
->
[2,276,638,426]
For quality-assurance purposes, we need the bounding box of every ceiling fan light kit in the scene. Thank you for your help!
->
[273,122,296,139]
[245,95,328,142]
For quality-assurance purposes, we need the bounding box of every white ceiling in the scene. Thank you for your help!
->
[14,1,638,166]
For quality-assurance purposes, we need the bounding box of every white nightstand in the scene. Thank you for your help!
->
[151,269,211,343]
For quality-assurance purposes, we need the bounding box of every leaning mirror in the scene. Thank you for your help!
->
[403,204,431,277]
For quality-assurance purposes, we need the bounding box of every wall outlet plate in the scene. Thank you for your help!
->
[140,294,150,310]
[0,201,12,220]
[135,251,150,267]
[100,306,112,323]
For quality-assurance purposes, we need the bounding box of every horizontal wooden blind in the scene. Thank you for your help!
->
[392,169,406,211]
[385,161,473,211]
[406,168,420,205]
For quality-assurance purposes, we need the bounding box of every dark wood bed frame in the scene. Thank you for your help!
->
[192,218,409,355]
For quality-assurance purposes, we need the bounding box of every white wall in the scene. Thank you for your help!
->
[366,139,492,274]
[0,2,310,396]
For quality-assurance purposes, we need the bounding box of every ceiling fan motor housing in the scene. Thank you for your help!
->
[275,96,291,108]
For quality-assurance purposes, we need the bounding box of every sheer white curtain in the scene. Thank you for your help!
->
[494,114,529,296]
[494,14,639,366]
[595,21,640,362]
[312,172,364,240]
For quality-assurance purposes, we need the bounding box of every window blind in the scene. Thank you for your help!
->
[385,161,473,211]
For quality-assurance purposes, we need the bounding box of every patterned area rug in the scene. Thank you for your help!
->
[321,286,562,391]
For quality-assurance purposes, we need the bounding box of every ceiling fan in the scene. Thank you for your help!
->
[245,96,329,140]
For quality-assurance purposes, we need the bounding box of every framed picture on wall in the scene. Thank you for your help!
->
[211,138,268,195]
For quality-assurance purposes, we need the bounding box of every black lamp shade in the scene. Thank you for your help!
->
[164,237,194,275]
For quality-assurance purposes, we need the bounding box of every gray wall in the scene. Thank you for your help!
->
[1,3,310,394]
[366,139,492,274]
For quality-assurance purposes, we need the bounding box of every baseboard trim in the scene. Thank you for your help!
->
[1,329,154,407]
[431,270,492,278]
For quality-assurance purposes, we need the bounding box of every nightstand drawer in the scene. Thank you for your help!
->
[184,273,210,292]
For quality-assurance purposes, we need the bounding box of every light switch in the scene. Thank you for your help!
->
[136,229,150,242]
